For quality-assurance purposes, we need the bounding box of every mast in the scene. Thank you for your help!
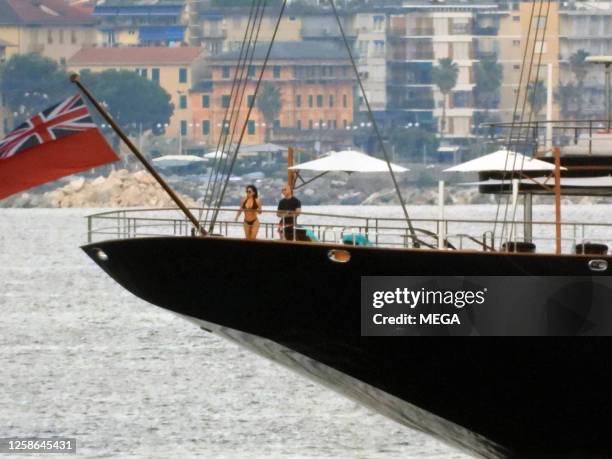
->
[70,74,205,235]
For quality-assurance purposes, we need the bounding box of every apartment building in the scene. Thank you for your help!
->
[68,47,205,137]
[0,0,97,63]
[93,0,187,47]
[559,1,612,117]
[189,42,354,146]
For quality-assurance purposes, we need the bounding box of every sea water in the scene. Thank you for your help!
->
[2,205,607,458]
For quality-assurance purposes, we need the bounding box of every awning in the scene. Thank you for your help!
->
[289,150,408,173]
[153,154,205,168]
[444,149,565,172]
[460,176,612,188]
[139,26,185,43]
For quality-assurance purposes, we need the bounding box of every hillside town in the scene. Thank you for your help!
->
[1,0,611,206]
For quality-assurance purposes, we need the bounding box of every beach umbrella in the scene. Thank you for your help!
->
[444,149,565,172]
[289,149,408,173]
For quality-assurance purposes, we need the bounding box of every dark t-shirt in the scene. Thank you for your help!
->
[277,196,301,226]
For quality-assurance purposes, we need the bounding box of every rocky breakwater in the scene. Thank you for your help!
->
[4,170,197,208]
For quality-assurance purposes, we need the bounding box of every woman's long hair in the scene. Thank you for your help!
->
[243,184,259,209]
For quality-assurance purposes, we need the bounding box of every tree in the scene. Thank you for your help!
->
[474,56,503,109]
[432,58,458,141]
[527,80,546,117]
[255,83,281,141]
[0,54,72,126]
[79,69,173,139]
[390,126,439,163]
[556,82,578,119]
[569,49,590,116]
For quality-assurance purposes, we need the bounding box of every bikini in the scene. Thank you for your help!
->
[242,198,258,226]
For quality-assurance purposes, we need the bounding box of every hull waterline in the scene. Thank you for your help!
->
[83,236,612,458]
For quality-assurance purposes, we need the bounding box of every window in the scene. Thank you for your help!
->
[308,120,313,129]
[179,95,187,109]
[71,30,77,44]
[318,119,323,129]
[343,119,347,128]
[296,120,301,130]
[180,120,187,136]
[513,40,520,47]
[343,94,348,108]
[179,68,188,83]
[317,95,323,107]
[273,119,280,129]
[202,95,210,108]
[535,16,546,29]
[248,120,255,135]
[273,66,281,78]
[222,121,229,135]
[248,66,255,77]
[513,64,520,70]
[222,95,230,108]
[202,120,210,135]
[47,30,53,44]
[247,95,254,107]
[329,95,334,107]
[296,95,301,108]
[512,16,520,22]
[535,41,547,53]
[308,95,313,107]
[59,29,64,45]
[222,66,230,78]
[152,68,160,83]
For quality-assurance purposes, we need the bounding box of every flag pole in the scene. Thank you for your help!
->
[70,74,206,235]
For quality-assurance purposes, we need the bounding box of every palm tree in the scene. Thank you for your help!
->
[432,58,459,140]
[527,80,546,118]
[569,49,590,116]
[474,56,503,109]
[255,83,282,142]
[556,82,577,119]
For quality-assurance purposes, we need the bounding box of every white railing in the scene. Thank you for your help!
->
[85,208,612,255]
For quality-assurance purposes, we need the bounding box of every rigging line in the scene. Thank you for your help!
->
[201,0,262,219]
[328,0,418,244]
[200,0,265,225]
[206,0,268,221]
[208,0,288,233]
[491,0,542,244]
[506,0,552,241]
[499,0,548,245]
[501,0,551,244]
[198,0,261,222]
[204,0,267,226]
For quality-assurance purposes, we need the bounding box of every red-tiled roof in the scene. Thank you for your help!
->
[68,47,205,65]
[0,0,95,25]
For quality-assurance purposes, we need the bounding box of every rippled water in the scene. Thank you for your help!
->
[2,205,608,458]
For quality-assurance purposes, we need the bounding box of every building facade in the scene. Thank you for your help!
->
[189,42,354,146]
[68,47,205,137]
[0,0,97,63]
[93,0,187,47]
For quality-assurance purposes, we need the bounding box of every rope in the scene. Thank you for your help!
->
[200,0,266,227]
[198,0,261,223]
[207,0,288,233]
[328,0,419,245]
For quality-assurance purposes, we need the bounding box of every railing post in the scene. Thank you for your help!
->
[87,216,92,244]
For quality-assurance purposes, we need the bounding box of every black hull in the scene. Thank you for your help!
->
[83,237,612,458]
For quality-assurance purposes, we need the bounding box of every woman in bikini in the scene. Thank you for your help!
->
[235,184,262,240]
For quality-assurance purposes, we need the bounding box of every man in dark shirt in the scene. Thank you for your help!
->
[277,184,301,240]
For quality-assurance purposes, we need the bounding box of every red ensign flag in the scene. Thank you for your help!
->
[0,94,118,199]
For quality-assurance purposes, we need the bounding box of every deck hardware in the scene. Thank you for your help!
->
[588,259,608,272]
[328,249,351,263]
[94,248,109,262]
